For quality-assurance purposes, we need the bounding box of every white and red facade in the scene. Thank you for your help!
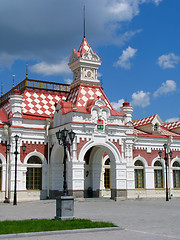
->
[0,38,180,202]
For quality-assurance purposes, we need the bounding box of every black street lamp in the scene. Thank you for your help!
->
[13,136,26,205]
[4,143,11,203]
[158,144,173,202]
[13,135,19,205]
[56,128,75,196]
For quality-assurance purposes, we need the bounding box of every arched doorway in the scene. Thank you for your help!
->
[81,142,121,199]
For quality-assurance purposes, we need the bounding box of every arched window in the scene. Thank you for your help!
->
[173,161,180,188]
[0,160,2,191]
[154,161,163,188]
[26,156,42,190]
[104,158,110,189]
[134,160,144,188]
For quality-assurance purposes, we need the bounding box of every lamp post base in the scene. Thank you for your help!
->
[55,196,74,220]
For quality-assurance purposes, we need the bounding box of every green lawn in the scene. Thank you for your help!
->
[0,219,117,235]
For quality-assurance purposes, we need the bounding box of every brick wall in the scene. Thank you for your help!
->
[0,141,7,161]
[111,140,122,155]
[133,148,180,166]
[77,138,88,159]
[21,142,48,163]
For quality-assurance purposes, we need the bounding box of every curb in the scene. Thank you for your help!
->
[0,227,124,239]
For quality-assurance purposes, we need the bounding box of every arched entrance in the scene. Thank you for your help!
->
[79,141,121,199]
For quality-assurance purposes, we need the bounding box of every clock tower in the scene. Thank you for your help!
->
[68,37,102,88]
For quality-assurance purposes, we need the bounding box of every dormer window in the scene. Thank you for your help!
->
[154,123,159,132]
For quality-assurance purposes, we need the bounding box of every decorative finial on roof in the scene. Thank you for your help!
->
[123,101,130,107]
[26,64,28,79]
[13,89,21,95]
[12,74,15,88]
[83,5,86,38]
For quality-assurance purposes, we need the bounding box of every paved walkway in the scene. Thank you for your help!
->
[0,198,180,240]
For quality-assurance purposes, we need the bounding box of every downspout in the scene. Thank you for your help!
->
[46,118,51,199]
[3,124,10,203]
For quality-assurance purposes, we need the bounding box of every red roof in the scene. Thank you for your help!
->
[123,101,130,107]
[73,38,91,58]
[163,121,180,130]
[111,109,124,116]
[13,89,21,95]
[133,114,157,127]
[133,126,180,137]
[22,90,67,117]
[0,109,8,123]
[66,84,114,114]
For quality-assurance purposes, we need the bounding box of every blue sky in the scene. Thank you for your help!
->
[0,0,179,122]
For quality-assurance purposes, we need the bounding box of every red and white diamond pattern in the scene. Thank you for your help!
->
[21,85,113,117]
[133,114,156,127]
[67,86,112,109]
[22,90,62,116]
[163,121,180,130]
[66,87,79,105]
[75,86,100,107]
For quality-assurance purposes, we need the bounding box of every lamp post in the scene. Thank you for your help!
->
[13,135,19,205]
[4,143,11,203]
[13,136,26,205]
[158,144,173,202]
[56,128,75,196]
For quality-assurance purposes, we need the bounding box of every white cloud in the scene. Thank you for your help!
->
[0,0,162,69]
[115,46,137,69]
[141,0,163,5]
[157,53,180,69]
[153,80,176,97]
[131,91,150,107]
[64,78,73,84]
[165,117,179,123]
[106,0,140,22]
[30,60,70,76]
[111,99,124,110]
[112,29,142,46]
[153,0,163,5]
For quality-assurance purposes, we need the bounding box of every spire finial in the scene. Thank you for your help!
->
[12,74,15,88]
[26,64,28,79]
[83,5,86,38]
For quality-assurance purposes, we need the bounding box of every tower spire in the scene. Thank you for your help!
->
[12,74,15,88]
[26,64,28,79]
[83,5,85,38]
